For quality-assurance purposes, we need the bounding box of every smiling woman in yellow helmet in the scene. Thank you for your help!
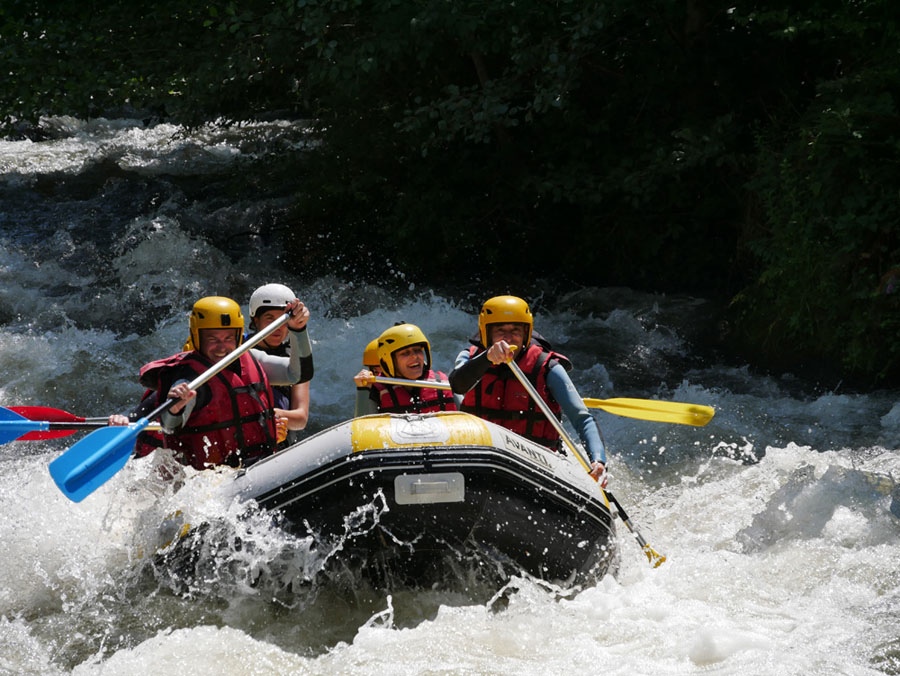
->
[448,295,607,483]
[353,323,457,416]
[115,294,312,470]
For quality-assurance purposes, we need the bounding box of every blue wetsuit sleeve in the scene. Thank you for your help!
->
[546,364,607,465]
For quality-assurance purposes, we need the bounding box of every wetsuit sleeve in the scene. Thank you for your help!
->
[159,378,198,433]
[254,338,302,385]
[156,364,211,433]
[288,325,314,384]
[448,349,491,394]
[253,327,312,385]
[545,364,607,465]
[433,369,464,408]
[354,387,379,417]
[126,391,157,422]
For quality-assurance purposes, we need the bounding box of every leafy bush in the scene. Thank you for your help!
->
[732,2,900,384]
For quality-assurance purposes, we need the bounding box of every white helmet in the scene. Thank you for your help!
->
[249,283,295,317]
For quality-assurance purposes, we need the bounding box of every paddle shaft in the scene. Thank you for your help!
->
[372,375,452,390]
[143,311,293,424]
[44,422,162,431]
[373,355,667,565]
[605,491,654,552]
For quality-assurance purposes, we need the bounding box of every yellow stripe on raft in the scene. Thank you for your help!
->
[351,412,493,453]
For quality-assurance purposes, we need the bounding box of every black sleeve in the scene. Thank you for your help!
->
[448,350,492,394]
[298,353,314,384]
[127,391,158,422]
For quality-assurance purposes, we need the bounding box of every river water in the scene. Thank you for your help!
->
[1,118,898,675]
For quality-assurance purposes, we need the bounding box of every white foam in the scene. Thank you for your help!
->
[70,625,305,676]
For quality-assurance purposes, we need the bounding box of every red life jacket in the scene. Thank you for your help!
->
[139,351,277,469]
[460,343,567,449]
[373,369,458,414]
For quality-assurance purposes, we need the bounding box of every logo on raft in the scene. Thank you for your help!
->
[502,433,553,469]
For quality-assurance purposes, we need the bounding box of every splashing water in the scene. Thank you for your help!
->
[1,119,898,675]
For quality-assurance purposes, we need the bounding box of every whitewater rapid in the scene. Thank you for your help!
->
[1,119,898,676]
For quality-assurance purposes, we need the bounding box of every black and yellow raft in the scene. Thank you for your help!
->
[220,411,617,586]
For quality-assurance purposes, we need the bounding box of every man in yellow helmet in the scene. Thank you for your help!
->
[128,295,311,470]
[353,323,457,416]
[449,296,606,482]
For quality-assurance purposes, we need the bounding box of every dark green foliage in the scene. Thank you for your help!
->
[731,1,900,384]
[2,0,899,384]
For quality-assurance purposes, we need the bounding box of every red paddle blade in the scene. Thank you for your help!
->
[18,429,78,440]
[10,406,86,423]
[9,407,85,439]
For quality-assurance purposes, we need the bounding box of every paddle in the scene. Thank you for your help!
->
[371,375,453,389]
[583,397,714,426]
[0,406,162,443]
[0,406,72,444]
[505,357,666,568]
[48,311,294,503]
[6,406,107,440]
[371,377,714,427]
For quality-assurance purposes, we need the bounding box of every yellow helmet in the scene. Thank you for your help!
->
[478,295,533,347]
[188,296,244,351]
[363,338,380,369]
[377,323,431,377]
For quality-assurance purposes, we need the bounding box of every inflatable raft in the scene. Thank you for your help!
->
[219,411,618,586]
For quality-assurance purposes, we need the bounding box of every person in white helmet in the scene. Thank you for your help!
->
[246,283,314,443]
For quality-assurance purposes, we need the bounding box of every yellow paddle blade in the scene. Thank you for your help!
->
[643,546,666,568]
[582,397,715,426]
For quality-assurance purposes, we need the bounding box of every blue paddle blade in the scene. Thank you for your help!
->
[0,406,26,421]
[48,419,149,502]
[0,407,48,444]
